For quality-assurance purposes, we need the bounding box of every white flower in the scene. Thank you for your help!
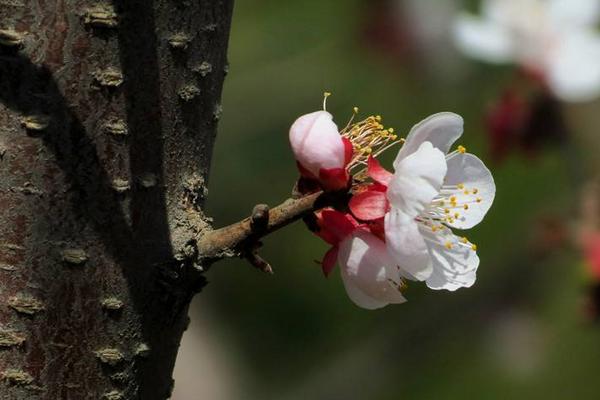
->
[338,230,407,310]
[384,113,496,290]
[316,209,406,310]
[453,0,600,102]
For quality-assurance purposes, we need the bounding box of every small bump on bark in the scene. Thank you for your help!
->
[94,348,125,366]
[92,67,124,88]
[178,84,201,102]
[168,32,191,50]
[102,390,124,400]
[61,248,89,265]
[83,5,118,29]
[103,118,128,138]
[101,297,124,311]
[21,114,50,132]
[8,294,45,315]
[2,369,33,386]
[109,371,129,384]
[0,329,26,347]
[0,29,24,48]
[192,61,212,77]
[213,103,223,121]
[112,179,130,194]
[134,343,150,358]
[0,263,17,271]
[139,173,158,189]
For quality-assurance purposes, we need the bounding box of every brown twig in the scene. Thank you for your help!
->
[197,191,331,270]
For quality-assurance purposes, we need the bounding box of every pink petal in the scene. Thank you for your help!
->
[349,190,389,221]
[319,167,350,191]
[322,245,339,277]
[289,111,346,177]
[296,161,317,180]
[367,156,393,186]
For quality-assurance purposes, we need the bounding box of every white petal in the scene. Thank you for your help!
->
[422,229,480,291]
[388,142,447,218]
[445,153,496,230]
[394,113,464,166]
[453,13,514,64]
[549,0,600,29]
[385,209,433,281]
[338,230,406,310]
[546,31,600,102]
[341,277,390,310]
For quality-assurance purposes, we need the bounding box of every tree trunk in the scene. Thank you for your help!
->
[0,1,233,398]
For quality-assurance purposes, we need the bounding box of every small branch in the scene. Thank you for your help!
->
[198,191,329,265]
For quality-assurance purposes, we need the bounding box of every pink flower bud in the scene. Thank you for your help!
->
[289,111,347,179]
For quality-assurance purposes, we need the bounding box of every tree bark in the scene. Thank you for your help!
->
[0,1,233,398]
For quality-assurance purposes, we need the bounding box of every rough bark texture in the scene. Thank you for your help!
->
[0,1,233,398]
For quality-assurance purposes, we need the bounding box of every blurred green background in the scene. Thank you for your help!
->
[173,1,600,399]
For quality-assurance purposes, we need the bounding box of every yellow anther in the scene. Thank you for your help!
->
[324,91,331,97]
[460,237,468,244]
[399,280,408,291]
[399,138,406,143]
[431,226,438,232]
[463,204,469,210]
[388,128,394,133]
[476,197,482,203]
[473,188,479,194]
[457,145,466,154]
[471,244,478,251]
[444,208,450,214]
[450,196,457,203]
[457,183,465,189]
[445,241,453,250]
[391,135,398,140]
[364,148,372,154]
[454,213,460,219]
[464,190,470,195]
[375,115,382,121]
[353,106,359,113]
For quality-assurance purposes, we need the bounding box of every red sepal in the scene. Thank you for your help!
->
[367,156,393,186]
[321,245,339,277]
[368,218,386,242]
[342,137,354,166]
[319,167,350,191]
[349,190,389,221]
[320,210,358,243]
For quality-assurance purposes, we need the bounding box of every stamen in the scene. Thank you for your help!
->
[323,91,331,111]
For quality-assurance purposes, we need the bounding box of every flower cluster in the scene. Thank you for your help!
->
[453,0,600,103]
[289,99,496,309]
